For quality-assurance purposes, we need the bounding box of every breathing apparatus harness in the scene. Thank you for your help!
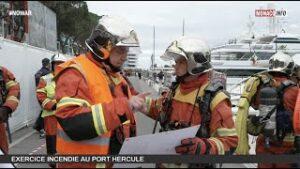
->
[252,78,296,148]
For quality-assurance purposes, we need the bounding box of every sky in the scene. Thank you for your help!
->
[86,1,300,69]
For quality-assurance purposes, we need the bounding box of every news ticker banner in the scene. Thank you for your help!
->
[0,155,300,164]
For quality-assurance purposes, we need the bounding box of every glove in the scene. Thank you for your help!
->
[247,117,265,136]
[129,92,151,111]
[0,106,12,123]
[175,137,211,155]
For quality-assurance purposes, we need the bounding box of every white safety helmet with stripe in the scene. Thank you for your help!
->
[51,54,67,64]
[85,15,140,61]
[268,51,294,75]
[161,36,212,76]
[293,54,300,66]
[292,53,300,78]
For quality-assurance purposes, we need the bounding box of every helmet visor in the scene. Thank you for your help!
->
[161,43,187,61]
[269,58,285,73]
[116,30,140,47]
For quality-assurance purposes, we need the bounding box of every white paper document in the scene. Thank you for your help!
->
[113,125,200,168]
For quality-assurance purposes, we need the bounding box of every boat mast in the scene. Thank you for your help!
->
[182,18,185,36]
[151,25,155,70]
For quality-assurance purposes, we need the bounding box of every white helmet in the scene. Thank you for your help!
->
[292,54,300,66]
[51,54,67,64]
[292,53,300,78]
[268,51,294,75]
[85,15,140,60]
[161,36,212,75]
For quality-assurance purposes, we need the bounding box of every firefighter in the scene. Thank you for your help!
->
[235,51,298,168]
[54,15,146,168]
[142,36,238,168]
[34,58,52,139]
[36,54,67,167]
[292,54,300,163]
[0,66,20,154]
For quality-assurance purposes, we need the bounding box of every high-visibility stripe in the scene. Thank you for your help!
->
[96,163,106,168]
[110,76,122,85]
[57,129,110,146]
[5,80,17,89]
[283,133,295,142]
[209,138,225,155]
[41,110,55,118]
[36,88,46,93]
[6,95,19,104]
[98,105,108,134]
[92,104,108,135]
[216,128,237,137]
[210,92,229,111]
[57,97,91,109]
[145,97,152,114]
[122,120,130,125]
[92,105,103,135]
[44,82,56,99]
[42,98,52,108]
[173,82,209,107]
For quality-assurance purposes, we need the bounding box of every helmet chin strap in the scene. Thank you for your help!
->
[104,59,121,72]
[90,50,121,73]
[91,51,105,62]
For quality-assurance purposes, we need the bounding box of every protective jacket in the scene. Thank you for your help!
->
[235,74,298,168]
[0,66,20,154]
[145,73,238,156]
[54,52,136,168]
[36,73,57,156]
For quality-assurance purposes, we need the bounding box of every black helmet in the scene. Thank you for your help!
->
[42,58,50,67]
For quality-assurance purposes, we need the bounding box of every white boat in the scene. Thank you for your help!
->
[211,8,300,76]
[210,9,300,116]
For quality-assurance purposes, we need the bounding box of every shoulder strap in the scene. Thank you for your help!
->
[276,80,296,106]
[196,82,227,138]
[173,82,209,107]
[254,73,272,85]
[158,81,179,131]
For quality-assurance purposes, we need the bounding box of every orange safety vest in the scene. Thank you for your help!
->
[55,54,126,156]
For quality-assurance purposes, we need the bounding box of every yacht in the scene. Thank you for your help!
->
[211,9,300,77]
[210,9,300,112]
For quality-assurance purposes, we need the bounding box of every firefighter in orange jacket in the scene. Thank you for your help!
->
[236,52,298,168]
[0,66,20,154]
[54,15,146,168]
[36,54,67,161]
[142,37,238,168]
[292,54,300,163]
